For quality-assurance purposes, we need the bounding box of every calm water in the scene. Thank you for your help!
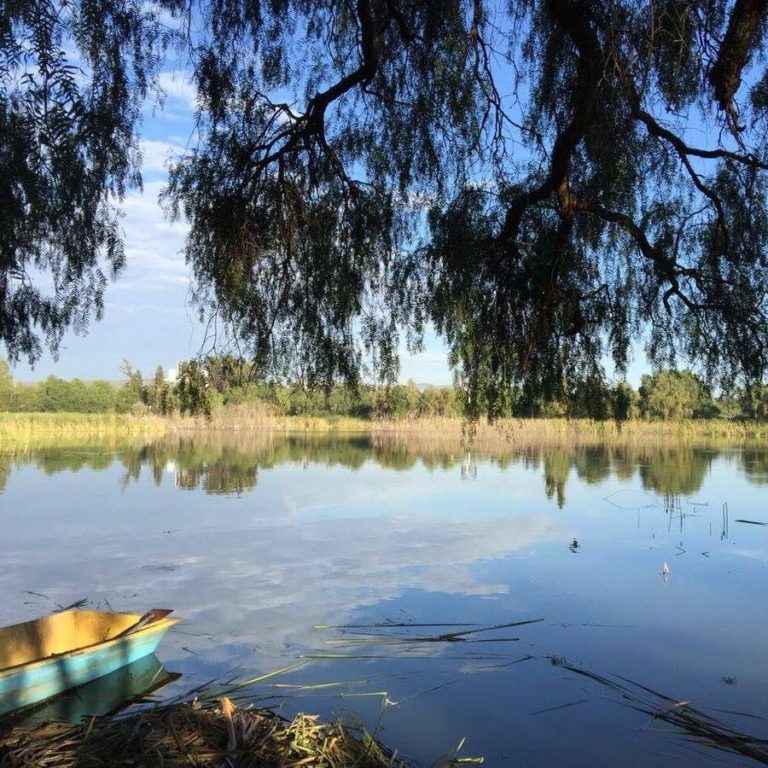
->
[2,434,768,766]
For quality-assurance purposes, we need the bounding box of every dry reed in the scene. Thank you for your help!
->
[166,411,768,446]
[3,410,768,453]
[0,413,167,450]
[556,659,768,764]
[0,698,407,768]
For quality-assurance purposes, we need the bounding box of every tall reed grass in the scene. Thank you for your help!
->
[2,409,768,452]
[0,412,167,449]
[171,407,768,448]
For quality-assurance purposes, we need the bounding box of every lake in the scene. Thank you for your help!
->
[1,432,768,766]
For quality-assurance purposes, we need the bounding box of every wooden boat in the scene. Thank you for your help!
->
[0,608,179,715]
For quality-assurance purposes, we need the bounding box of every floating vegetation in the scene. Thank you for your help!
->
[557,660,768,764]
[0,697,408,768]
[316,620,543,646]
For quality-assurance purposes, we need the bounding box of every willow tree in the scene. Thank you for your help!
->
[0,0,171,361]
[166,0,768,415]
[5,1,768,417]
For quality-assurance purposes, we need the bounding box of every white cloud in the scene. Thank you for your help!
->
[0,494,565,676]
[139,139,185,177]
[116,181,190,293]
[157,70,198,110]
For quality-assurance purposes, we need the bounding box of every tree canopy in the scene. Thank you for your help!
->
[4,1,768,416]
[0,0,170,360]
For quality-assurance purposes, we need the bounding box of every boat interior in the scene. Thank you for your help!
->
[0,610,143,671]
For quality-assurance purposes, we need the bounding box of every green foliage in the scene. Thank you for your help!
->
[9,383,42,412]
[1,364,137,414]
[40,376,79,412]
[80,380,118,413]
[567,376,611,420]
[147,366,176,415]
[121,361,145,400]
[0,355,761,423]
[36,376,122,413]
[115,385,141,414]
[378,385,420,419]
[611,382,639,422]
[4,2,768,421]
[176,361,213,416]
[0,0,172,362]
[639,370,712,420]
[158,0,768,415]
[741,385,768,421]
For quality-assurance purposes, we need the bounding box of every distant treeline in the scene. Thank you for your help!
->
[2,357,768,421]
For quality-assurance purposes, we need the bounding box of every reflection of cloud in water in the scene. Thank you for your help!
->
[0,510,563,679]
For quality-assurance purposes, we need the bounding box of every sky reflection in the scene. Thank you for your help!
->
[1,436,767,765]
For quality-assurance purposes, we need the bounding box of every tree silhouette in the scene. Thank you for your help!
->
[165,0,768,414]
[0,0,168,361]
[4,1,768,416]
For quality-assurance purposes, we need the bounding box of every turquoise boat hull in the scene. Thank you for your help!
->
[0,609,178,716]
[15,654,181,726]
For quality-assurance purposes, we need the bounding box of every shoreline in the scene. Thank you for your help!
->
[0,697,410,768]
[2,411,768,451]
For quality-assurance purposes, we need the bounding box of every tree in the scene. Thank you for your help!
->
[120,361,145,403]
[0,1,170,362]
[611,381,638,422]
[83,380,118,413]
[176,360,212,416]
[39,376,74,412]
[741,384,768,420]
[9,382,42,412]
[5,2,768,417]
[164,0,768,416]
[567,376,612,420]
[148,366,175,415]
[638,370,711,420]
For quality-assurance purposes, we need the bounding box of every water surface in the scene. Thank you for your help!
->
[1,434,767,766]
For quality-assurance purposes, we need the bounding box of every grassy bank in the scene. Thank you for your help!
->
[3,409,768,451]
[0,412,168,449]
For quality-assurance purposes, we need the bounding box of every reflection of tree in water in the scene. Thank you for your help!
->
[203,456,258,494]
[0,446,122,492]
[0,454,10,493]
[741,449,768,486]
[543,451,570,508]
[573,447,612,485]
[610,447,637,482]
[461,453,478,480]
[0,435,737,506]
[250,434,372,470]
[638,448,715,497]
[176,449,258,494]
[157,444,259,494]
[120,435,377,493]
[34,448,115,475]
